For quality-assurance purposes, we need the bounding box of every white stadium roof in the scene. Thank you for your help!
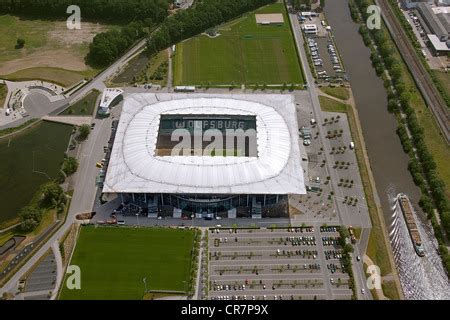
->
[103,93,306,195]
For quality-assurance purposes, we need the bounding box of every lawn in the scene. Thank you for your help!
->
[0,121,72,225]
[432,70,450,105]
[61,90,100,115]
[382,280,401,300]
[0,67,92,88]
[318,96,348,113]
[320,86,350,101]
[173,3,304,86]
[60,226,196,300]
[0,15,49,63]
[0,15,107,78]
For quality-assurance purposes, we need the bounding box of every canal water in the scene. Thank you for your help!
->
[324,0,449,299]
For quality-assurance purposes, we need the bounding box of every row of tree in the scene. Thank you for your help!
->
[385,0,450,109]
[0,0,168,23]
[352,0,450,275]
[86,22,146,67]
[146,0,276,55]
[292,0,311,11]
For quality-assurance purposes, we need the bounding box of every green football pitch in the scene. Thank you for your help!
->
[60,226,196,300]
[173,3,304,86]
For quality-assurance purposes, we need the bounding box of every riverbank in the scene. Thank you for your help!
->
[318,88,403,299]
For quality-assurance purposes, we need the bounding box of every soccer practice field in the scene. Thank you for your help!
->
[173,3,304,86]
[60,226,196,300]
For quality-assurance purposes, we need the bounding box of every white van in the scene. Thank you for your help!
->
[349,141,355,150]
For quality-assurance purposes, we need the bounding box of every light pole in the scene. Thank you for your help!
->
[136,213,140,226]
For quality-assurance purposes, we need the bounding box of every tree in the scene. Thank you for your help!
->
[41,182,64,208]
[78,124,90,141]
[340,225,349,239]
[62,157,79,176]
[146,0,275,55]
[19,205,42,232]
[343,243,354,254]
[16,38,25,49]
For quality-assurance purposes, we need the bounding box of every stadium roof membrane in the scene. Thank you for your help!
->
[103,93,306,195]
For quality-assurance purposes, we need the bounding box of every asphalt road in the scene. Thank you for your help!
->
[287,7,372,300]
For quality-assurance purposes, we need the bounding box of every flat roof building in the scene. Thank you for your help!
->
[303,24,318,34]
[427,33,450,54]
[418,3,449,40]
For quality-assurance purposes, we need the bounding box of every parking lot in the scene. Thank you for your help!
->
[306,35,344,81]
[208,226,353,300]
[299,13,345,83]
[19,251,57,300]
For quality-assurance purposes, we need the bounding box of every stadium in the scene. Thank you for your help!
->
[103,93,306,219]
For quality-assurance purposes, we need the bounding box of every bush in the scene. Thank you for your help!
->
[41,182,64,208]
[62,157,79,176]
[19,205,42,232]
[77,124,90,141]
[15,38,25,49]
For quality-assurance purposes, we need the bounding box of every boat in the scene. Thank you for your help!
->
[397,194,425,257]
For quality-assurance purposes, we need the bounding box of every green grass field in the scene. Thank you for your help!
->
[0,121,72,224]
[60,226,196,300]
[0,67,95,88]
[0,15,49,63]
[433,70,450,97]
[320,87,350,101]
[318,96,348,113]
[62,90,100,115]
[173,3,303,86]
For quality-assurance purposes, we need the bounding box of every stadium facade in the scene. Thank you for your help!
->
[103,93,306,219]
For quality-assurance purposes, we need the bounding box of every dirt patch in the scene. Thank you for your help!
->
[47,21,110,46]
[0,20,110,74]
[0,50,87,74]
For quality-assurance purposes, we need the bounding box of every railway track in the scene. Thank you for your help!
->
[377,0,450,144]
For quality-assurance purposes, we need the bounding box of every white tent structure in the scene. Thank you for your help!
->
[103,93,305,196]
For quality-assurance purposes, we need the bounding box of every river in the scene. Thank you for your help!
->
[324,0,449,299]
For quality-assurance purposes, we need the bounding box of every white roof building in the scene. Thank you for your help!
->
[103,93,306,195]
[98,88,124,115]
